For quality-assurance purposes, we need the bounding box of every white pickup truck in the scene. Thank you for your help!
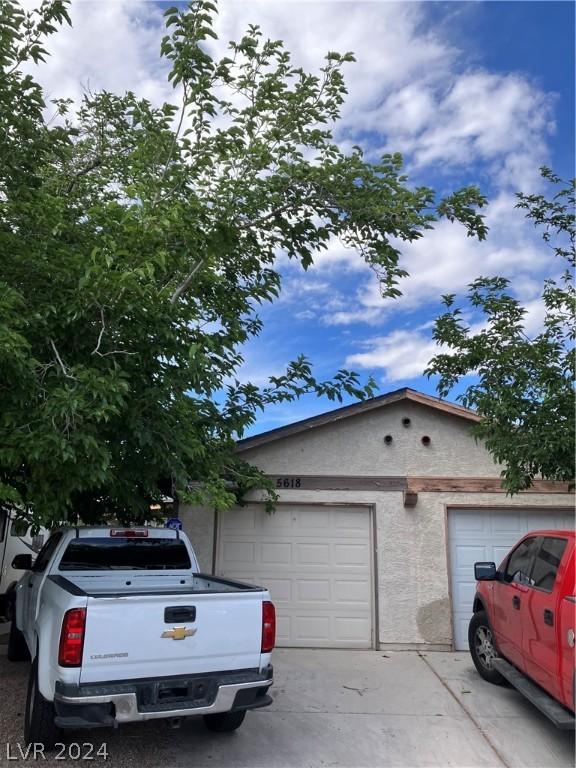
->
[7,526,275,746]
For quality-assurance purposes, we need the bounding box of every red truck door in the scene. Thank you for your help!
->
[523,536,573,704]
[492,536,540,668]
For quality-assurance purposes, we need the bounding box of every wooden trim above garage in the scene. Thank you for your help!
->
[266,474,572,494]
[407,477,572,494]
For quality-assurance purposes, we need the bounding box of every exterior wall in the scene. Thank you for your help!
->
[235,487,573,650]
[179,504,215,572]
[240,401,502,478]
[187,399,573,649]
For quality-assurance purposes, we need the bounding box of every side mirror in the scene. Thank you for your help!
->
[12,553,33,570]
[474,561,497,581]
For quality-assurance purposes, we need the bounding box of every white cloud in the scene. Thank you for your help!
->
[346,329,440,382]
[322,187,553,328]
[345,291,553,383]
[28,1,553,197]
[20,0,562,390]
[308,236,372,273]
[385,73,554,178]
[294,309,316,321]
[25,1,171,108]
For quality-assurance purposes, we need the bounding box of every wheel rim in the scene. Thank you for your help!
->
[475,625,496,669]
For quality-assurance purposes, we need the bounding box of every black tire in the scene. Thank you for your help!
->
[24,657,62,748]
[468,610,505,685]
[203,709,247,733]
[7,621,30,662]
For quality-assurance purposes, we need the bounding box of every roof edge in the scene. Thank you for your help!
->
[237,388,480,452]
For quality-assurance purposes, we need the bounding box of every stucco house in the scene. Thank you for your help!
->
[180,388,573,652]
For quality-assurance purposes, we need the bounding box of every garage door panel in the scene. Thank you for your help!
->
[334,542,369,566]
[296,579,331,603]
[335,616,371,642]
[259,508,294,530]
[261,541,292,564]
[296,615,331,641]
[456,581,476,608]
[334,578,370,604]
[297,509,331,529]
[297,542,331,566]
[261,578,292,602]
[449,508,574,650]
[452,514,489,535]
[222,540,255,564]
[490,514,527,534]
[493,545,512,566]
[454,544,488,570]
[333,510,371,531]
[217,505,373,648]
[276,614,291,643]
[223,508,258,532]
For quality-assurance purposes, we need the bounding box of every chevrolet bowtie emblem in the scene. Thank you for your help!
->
[161,626,196,640]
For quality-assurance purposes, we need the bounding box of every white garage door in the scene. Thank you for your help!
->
[216,504,373,648]
[449,507,574,650]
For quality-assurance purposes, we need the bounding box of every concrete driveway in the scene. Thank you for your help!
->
[0,632,573,768]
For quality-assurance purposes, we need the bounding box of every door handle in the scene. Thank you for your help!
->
[543,609,554,626]
[512,596,521,609]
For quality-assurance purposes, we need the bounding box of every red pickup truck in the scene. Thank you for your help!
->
[470,529,575,729]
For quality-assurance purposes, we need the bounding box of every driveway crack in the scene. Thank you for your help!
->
[417,652,511,768]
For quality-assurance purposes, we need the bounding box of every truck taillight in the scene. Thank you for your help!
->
[261,601,276,653]
[59,608,86,667]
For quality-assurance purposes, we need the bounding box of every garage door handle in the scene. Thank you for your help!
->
[543,609,554,626]
[512,596,521,609]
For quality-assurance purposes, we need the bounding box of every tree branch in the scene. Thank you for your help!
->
[170,260,204,305]
[66,157,102,194]
[91,307,106,355]
[237,203,293,231]
[49,338,75,379]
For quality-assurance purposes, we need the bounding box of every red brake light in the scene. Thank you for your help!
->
[59,608,86,667]
[261,601,276,653]
[110,529,148,538]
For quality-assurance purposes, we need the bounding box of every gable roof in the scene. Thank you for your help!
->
[237,387,480,452]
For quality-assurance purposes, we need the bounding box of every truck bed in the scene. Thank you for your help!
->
[49,573,263,597]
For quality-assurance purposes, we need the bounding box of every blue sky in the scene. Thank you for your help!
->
[231,1,575,434]
[32,0,575,435]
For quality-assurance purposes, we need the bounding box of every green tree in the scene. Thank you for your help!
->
[427,168,575,492]
[0,0,487,527]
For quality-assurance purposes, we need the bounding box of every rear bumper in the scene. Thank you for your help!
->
[54,666,273,729]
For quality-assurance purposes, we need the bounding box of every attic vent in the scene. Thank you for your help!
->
[384,434,393,445]
[402,417,411,427]
[421,435,431,446]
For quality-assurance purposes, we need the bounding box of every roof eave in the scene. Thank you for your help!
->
[236,388,480,453]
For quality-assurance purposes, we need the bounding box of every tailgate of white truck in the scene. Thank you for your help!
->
[80,590,263,684]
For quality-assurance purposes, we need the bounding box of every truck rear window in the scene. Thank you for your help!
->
[58,538,192,570]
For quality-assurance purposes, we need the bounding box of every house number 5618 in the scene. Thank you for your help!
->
[276,477,301,488]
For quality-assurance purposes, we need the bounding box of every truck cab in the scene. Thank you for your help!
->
[0,510,46,619]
